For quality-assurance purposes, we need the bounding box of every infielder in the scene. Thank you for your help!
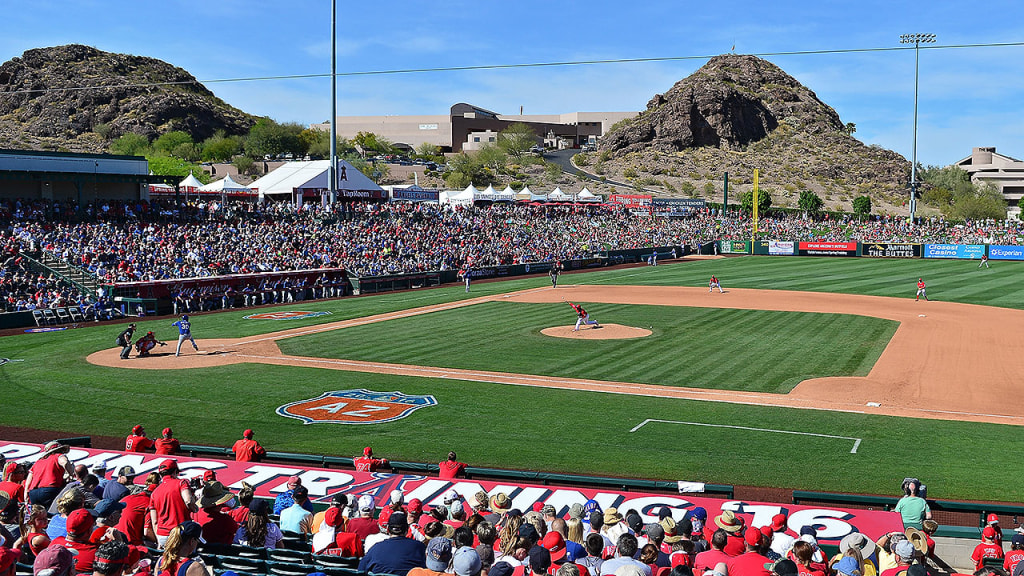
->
[709,275,723,293]
[916,278,929,301]
[568,302,600,331]
[172,314,199,356]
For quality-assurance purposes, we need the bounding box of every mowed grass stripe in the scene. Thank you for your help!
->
[277,302,897,394]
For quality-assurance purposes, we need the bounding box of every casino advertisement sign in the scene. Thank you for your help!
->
[862,243,921,258]
[0,441,903,543]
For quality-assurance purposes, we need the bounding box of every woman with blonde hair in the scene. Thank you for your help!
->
[157,522,213,576]
[566,518,585,545]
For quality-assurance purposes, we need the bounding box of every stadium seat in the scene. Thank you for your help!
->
[313,566,362,576]
[279,531,308,551]
[983,557,1004,570]
[15,562,33,576]
[313,555,361,569]
[267,561,318,576]
[31,309,44,326]
[42,308,58,324]
[215,556,266,574]
[267,549,312,564]
[68,307,84,321]
[55,307,70,323]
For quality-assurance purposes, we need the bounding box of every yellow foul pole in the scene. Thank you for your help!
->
[752,169,759,239]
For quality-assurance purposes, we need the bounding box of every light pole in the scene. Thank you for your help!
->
[900,33,936,220]
[328,0,338,205]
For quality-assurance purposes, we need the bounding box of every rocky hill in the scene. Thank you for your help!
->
[590,54,912,214]
[0,44,255,153]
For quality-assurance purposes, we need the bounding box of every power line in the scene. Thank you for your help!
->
[2,41,1023,97]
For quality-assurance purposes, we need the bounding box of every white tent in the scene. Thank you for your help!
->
[515,186,533,201]
[577,187,602,202]
[198,174,254,195]
[249,159,386,202]
[493,186,516,202]
[547,187,571,202]
[440,189,474,205]
[179,172,204,191]
[477,184,497,201]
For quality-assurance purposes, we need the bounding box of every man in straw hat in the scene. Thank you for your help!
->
[712,510,745,556]
[25,442,74,509]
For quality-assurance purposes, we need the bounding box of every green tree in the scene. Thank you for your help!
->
[153,131,194,156]
[300,129,350,159]
[352,132,395,156]
[444,153,490,188]
[947,182,1007,220]
[920,165,972,195]
[147,155,204,178]
[109,133,150,156]
[798,190,824,215]
[234,155,256,176]
[415,142,441,158]
[740,189,773,214]
[497,123,538,159]
[173,142,201,162]
[201,131,241,162]
[853,195,872,216]
[843,122,857,136]
[476,144,508,175]
[244,118,305,159]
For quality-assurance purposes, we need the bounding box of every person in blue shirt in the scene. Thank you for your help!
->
[172,314,199,357]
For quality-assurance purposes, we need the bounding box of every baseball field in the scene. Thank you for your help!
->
[4,255,1024,502]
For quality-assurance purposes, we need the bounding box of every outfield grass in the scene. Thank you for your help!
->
[3,256,1024,500]
[278,302,897,393]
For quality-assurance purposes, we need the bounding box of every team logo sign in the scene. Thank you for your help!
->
[244,311,332,320]
[24,327,67,333]
[277,389,437,425]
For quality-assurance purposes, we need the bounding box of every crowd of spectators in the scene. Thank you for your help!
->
[0,438,1003,576]
[3,196,1024,313]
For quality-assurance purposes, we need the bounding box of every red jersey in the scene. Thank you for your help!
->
[150,477,191,536]
[125,435,154,453]
[232,438,266,462]
[972,542,1004,571]
[154,438,180,455]
[229,506,249,525]
[726,552,773,576]
[1004,550,1024,573]
[116,491,152,545]
[917,281,926,290]
[320,532,365,557]
[52,536,97,574]
[0,480,24,505]
[570,303,586,317]
[438,460,468,479]
[27,453,67,491]
[194,507,238,545]
[354,456,387,472]
[694,550,731,574]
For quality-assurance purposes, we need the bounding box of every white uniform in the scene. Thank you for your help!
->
[709,277,723,293]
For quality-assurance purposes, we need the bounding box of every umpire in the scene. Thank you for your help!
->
[117,323,136,360]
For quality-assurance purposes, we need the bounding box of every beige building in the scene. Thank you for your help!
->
[312,103,637,153]
[954,147,1024,218]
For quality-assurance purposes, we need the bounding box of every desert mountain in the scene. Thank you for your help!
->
[593,54,911,213]
[0,44,255,153]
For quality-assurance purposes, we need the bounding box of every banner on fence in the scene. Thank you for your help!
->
[719,241,750,254]
[797,241,859,257]
[768,241,795,256]
[988,245,1024,261]
[862,243,921,258]
[922,244,986,259]
[0,441,902,542]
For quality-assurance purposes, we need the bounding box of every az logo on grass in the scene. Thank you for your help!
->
[277,389,437,425]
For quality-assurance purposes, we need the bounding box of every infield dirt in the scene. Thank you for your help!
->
[87,285,1024,426]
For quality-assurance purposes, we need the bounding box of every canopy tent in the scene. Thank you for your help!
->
[440,189,474,205]
[546,187,571,202]
[179,172,204,191]
[492,185,516,202]
[198,174,254,196]
[250,159,386,202]
[576,187,602,202]
[476,184,497,201]
[515,186,533,201]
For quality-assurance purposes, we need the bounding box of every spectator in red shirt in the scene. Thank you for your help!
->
[154,429,180,456]
[1005,534,1024,574]
[194,482,238,545]
[694,530,731,574]
[354,447,389,473]
[438,451,468,480]
[727,529,773,576]
[51,509,98,574]
[25,442,75,509]
[231,430,267,462]
[345,495,380,543]
[148,460,198,548]
[116,478,156,546]
[124,426,154,453]
[973,527,1004,572]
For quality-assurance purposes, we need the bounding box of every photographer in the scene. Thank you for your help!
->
[895,478,931,530]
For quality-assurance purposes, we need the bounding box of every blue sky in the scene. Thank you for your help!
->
[3,0,1023,166]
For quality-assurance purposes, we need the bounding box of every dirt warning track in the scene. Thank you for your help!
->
[87,285,1024,426]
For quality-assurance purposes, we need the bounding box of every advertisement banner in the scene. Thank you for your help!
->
[862,243,921,258]
[797,241,859,257]
[652,198,706,208]
[988,245,1024,261]
[0,441,901,542]
[391,189,440,202]
[922,244,986,259]
[719,241,750,254]
[768,240,796,256]
[609,194,653,208]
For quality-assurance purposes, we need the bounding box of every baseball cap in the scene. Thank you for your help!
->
[131,425,144,434]
[426,537,454,571]
[771,513,787,532]
[984,526,997,539]
[407,498,423,513]
[358,494,375,512]
[542,531,567,561]
[490,564,514,576]
[162,427,172,436]
[179,520,206,543]
[363,446,373,456]
[325,507,343,528]
[34,545,77,576]
[390,489,404,505]
[518,523,539,542]
[158,459,178,474]
[529,546,552,573]
[835,557,859,576]
[292,485,308,500]
[331,493,348,507]
[895,539,916,560]
[66,508,97,534]
[249,499,270,515]
[387,511,409,534]
[646,524,665,542]
[243,429,254,438]
[287,475,301,488]
[541,504,557,516]
[93,499,126,518]
[117,466,136,478]
[988,513,1000,525]
[90,463,108,475]
[453,546,483,576]
[443,489,460,504]
[799,526,816,537]
[568,503,584,520]
[745,528,762,547]
[203,470,217,482]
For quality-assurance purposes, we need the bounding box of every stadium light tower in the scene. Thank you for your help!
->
[328,0,338,204]
[900,33,936,219]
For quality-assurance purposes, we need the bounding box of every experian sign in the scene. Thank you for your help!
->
[922,244,985,259]
[989,245,1024,261]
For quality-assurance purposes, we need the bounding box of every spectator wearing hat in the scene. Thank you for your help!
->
[358,512,426,575]
[153,429,179,456]
[346,495,380,543]
[542,530,569,567]
[879,539,917,576]
[100,467,136,503]
[642,525,670,569]
[354,447,389,473]
[986,514,1005,550]
[231,430,266,463]
[410,536,454,576]
[312,507,363,557]
[710,511,745,557]
[438,452,468,480]
[1004,534,1024,574]
[93,499,127,536]
[90,464,111,499]
[272,476,313,516]
[33,544,75,576]
[115,475,156,546]
[792,528,828,574]
[124,426,154,453]
[156,521,213,576]
[194,482,237,545]
[377,490,406,532]
[831,552,863,576]
[694,530,732,575]
[51,508,99,573]
[455,546,483,576]
[972,526,1004,572]
[0,462,26,530]
[601,509,629,547]
[25,442,75,510]
[312,493,348,535]
[769,514,795,559]
[530,546,554,576]
[488,494,513,528]
[0,531,21,576]
[661,518,693,568]
[727,527,772,576]
[773,559,800,576]
[235,499,282,549]
[600,534,651,576]
[472,491,492,519]
[148,460,198,548]
[280,486,313,535]
[835,533,877,576]
[893,482,930,531]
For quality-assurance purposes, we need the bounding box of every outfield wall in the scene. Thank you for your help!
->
[725,240,992,260]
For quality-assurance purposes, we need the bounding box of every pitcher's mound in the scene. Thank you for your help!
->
[541,324,653,340]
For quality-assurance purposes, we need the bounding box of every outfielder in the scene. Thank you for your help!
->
[568,302,600,331]
[709,275,723,293]
[979,254,990,268]
[460,266,473,293]
[172,314,199,356]
[916,278,929,301]
[134,331,167,357]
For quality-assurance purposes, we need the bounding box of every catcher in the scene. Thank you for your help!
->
[134,330,167,357]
